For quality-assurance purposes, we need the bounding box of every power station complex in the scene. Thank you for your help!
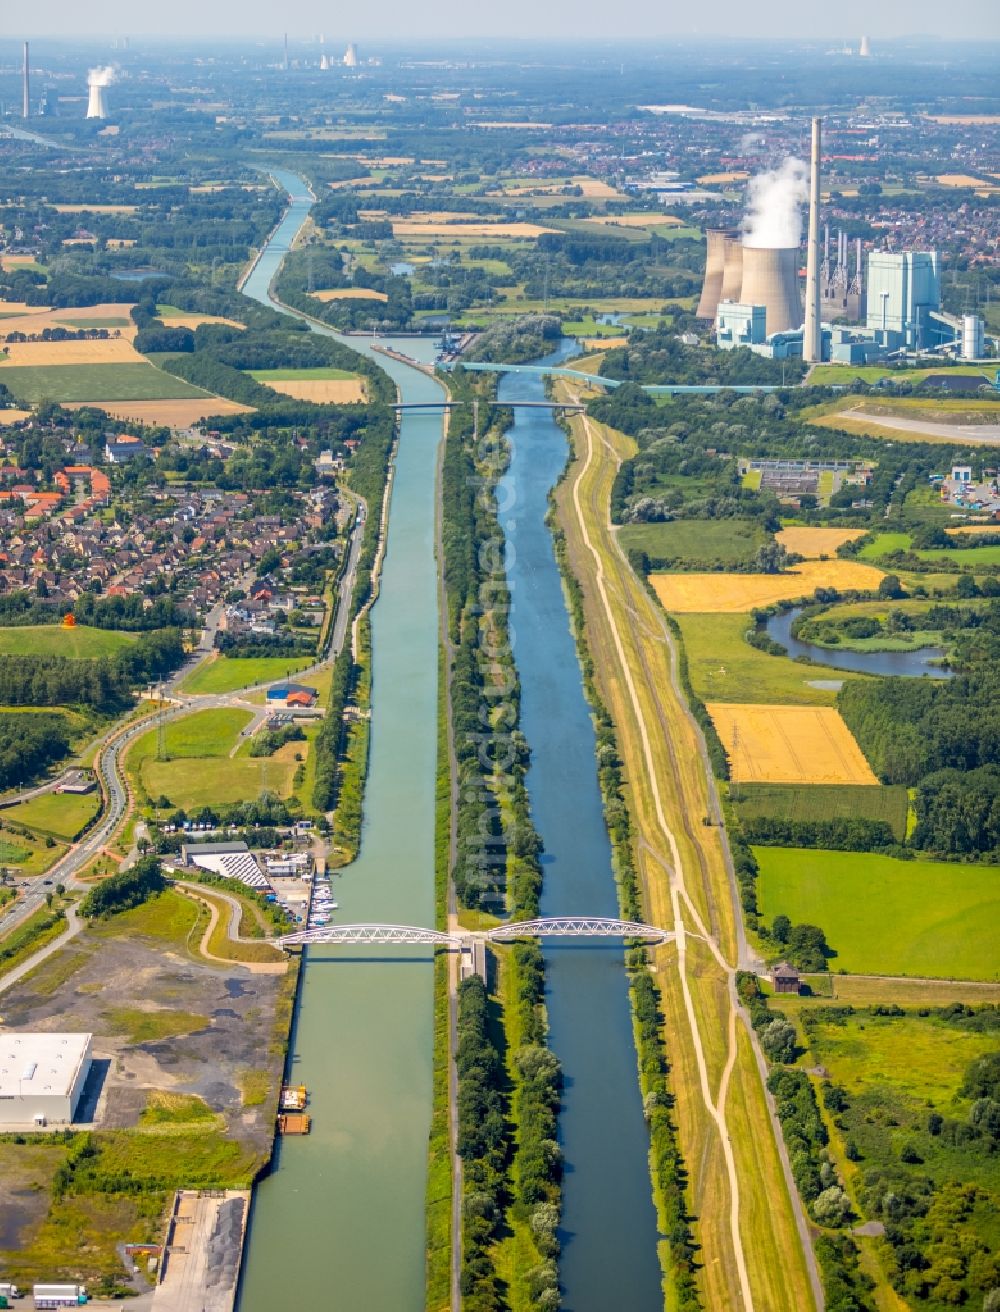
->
[698,118,988,365]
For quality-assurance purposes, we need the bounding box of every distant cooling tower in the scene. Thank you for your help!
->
[720,237,744,302]
[859,35,871,58]
[739,247,803,336]
[696,230,730,320]
[86,67,114,120]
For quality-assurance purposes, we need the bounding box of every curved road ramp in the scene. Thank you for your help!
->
[152,1190,250,1312]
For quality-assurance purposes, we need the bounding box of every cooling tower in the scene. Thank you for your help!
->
[720,237,744,302]
[696,229,730,320]
[739,247,803,336]
[86,83,107,120]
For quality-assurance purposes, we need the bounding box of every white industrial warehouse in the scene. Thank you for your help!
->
[0,1032,92,1126]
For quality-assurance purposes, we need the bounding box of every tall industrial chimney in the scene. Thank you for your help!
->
[803,116,823,363]
[283,32,289,70]
[696,230,730,320]
[740,247,803,336]
[22,42,30,119]
[720,237,744,302]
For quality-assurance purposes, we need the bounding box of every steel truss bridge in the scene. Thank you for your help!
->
[278,916,671,950]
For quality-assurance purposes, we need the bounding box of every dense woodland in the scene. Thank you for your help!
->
[0,711,70,791]
[0,629,184,712]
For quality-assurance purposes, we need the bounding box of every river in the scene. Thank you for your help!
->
[239,170,443,1311]
[498,349,662,1311]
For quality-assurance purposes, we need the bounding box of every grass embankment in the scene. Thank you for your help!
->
[756,847,1000,980]
[0,903,71,978]
[0,624,136,658]
[3,790,101,840]
[553,391,817,1311]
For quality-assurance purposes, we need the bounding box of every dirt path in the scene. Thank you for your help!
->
[569,409,755,1311]
[174,882,287,975]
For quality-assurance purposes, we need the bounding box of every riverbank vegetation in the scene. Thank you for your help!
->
[436,365,563,1307]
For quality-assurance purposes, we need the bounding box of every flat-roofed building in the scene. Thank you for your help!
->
[0,1032,92,1125]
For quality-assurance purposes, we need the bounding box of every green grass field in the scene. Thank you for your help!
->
[619,518,768,567]
[675,611,856,705]
[808,363,994,387]
[2,790,101,840]
[857,532,912,560]
[733,783,909,839]
[755,846,1000,979]
[0,624,136,658]
[128,707,296,809]
[180,655,313,695]
[0,362,212,404]
[249,367,358,382]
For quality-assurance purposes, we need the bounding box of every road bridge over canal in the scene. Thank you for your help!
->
[279,916,671,949]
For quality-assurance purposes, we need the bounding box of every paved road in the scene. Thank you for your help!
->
[846,407,1000,444]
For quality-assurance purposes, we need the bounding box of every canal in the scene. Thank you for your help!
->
[239,171,443,1311]
[498,353,663,1311]
[239,173,661,1310]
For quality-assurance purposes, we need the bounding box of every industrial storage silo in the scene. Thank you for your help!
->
[696,230,730,320]
[738,247,803,336]
[720,237,744,303]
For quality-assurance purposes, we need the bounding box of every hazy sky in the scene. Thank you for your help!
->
[6,0,1000,41]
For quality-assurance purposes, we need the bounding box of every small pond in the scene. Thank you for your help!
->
[764,607,953,680]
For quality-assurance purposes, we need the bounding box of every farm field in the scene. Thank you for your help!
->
[0,624,135,658]
[1,338,142,367]
[67,397,253,426]
[310,288,389,302]
[1,790,101,841]
[806,363,993,387]
[807,405,1000,446]
[755,846,1000,978]
[156,305,245,330]
[732,781,909,839]
[0,303,138,340]
[675,612,851,704]
[651,558,884,612]
[0,362,211,405]
[180,654,313,695]
[391,220,558,238]
[860,531,1000,566]
[618,518,767,566]
[775,526,867,558]
[250,367,366,403]
[0,409,33,424]
[707,703,878,785]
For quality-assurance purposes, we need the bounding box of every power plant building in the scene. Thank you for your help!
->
[716,303,767,350]
[0,1032,92,1126]
[865,251,941,349]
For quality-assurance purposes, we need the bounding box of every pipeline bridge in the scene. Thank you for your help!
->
[439,360,796,396]
[391,400,584,413]
[279,916,671,949]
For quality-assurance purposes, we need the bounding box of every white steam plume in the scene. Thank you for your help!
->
[742,157,808,249]
[88,65,115,87]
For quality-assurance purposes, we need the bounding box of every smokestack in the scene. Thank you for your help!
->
[697,230,730,320]
[720,237,744,302]
[856,238,863,293]
[740,248,803,336]
[803,116,823,363]
[284,32,289,70]
[320,34,329,70]
[22,42,30,119]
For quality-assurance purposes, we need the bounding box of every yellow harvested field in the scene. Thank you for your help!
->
[260,378,367,404]
[776,526,868,558]
[0,255,42,269]
[650,559,884,612]
[935,174,997,189]
[707,703,879,786]
[310,288,389,303]
[1,337,142,366]
[580,337,629,351]
[106,238,137,248]
[0,303,138,340]
[391,221,558,238]
[928,114,1000,125]
[697,171,749,184]
[947,524,1000,535]
[0,409,33,425]
[64,398,253,427]
[397,210,478,222]
[0,301,47,315]
[158,311,246,330]
[52,203,139,214]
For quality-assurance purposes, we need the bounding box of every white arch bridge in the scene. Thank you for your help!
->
[278,916,671,949]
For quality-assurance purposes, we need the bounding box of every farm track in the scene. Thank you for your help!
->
[555,390,822,1312]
